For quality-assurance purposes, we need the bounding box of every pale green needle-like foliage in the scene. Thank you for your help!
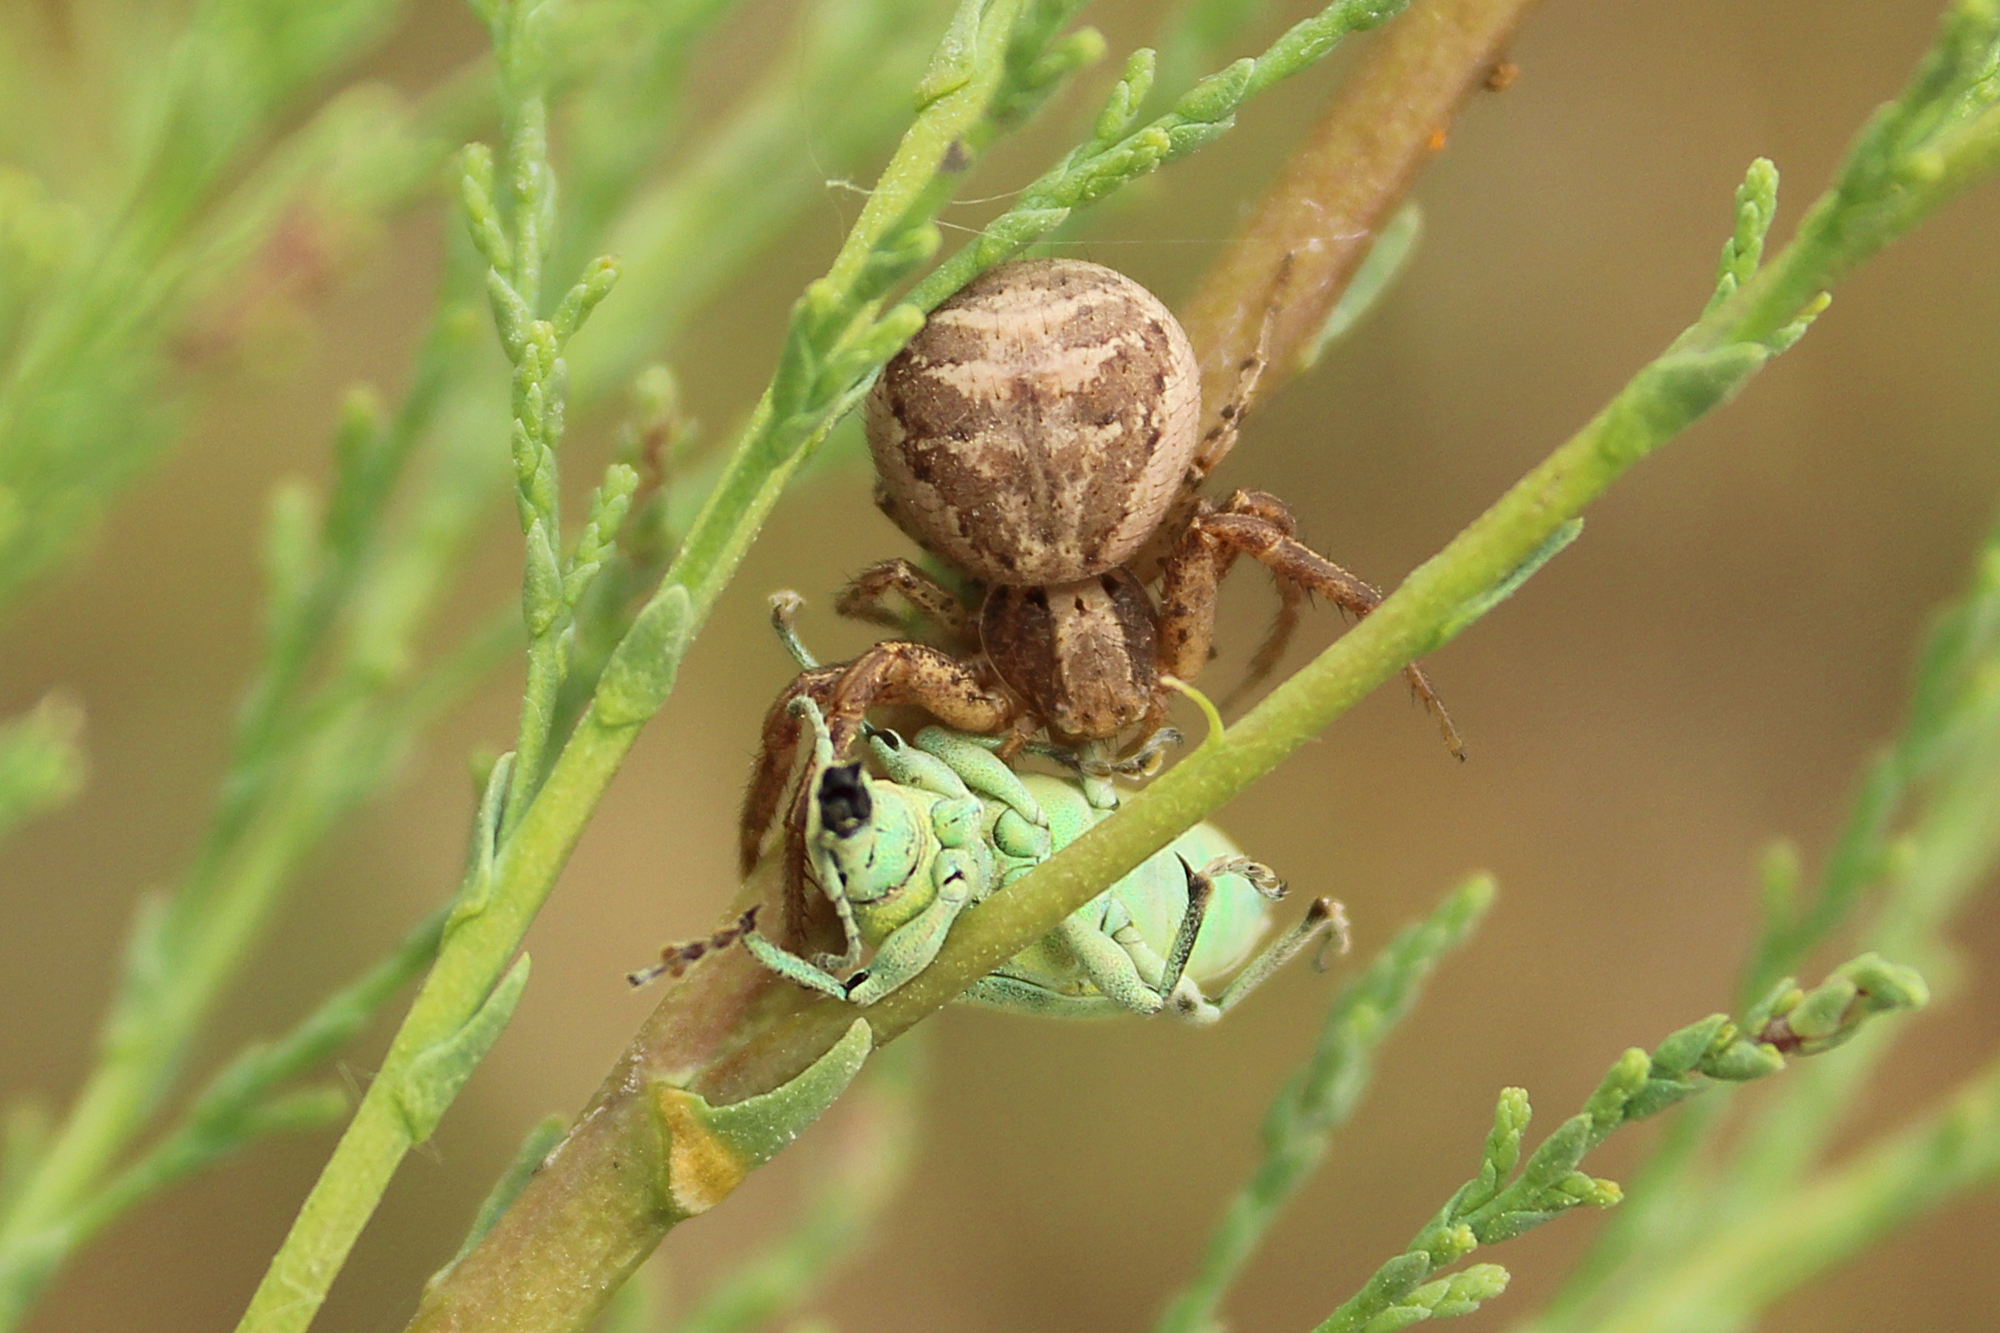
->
[0,697,85,849]
[0,296,508,1329]
[0,0,961,1321]
[1312,956,1929,1333]
[0,0,419,613]
[907,0,1415,311]
[3,1,1998,1332]
[1512,516,2000,1333]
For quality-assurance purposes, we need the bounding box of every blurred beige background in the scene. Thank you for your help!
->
[5,1,1999,1330]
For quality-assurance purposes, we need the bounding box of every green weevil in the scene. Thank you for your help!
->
[742,695,1344,1023]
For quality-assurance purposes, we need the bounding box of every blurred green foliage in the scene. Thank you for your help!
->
[0,1,1995,1332]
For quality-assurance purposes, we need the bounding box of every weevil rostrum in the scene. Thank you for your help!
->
[714,693,1346,1021]
[742,258,1462,883]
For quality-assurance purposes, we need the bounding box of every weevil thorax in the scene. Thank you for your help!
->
[865,259,1201,587]
[981,569,1158,739]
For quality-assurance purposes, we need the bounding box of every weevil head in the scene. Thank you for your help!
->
[810,761,928,916]
[817,762,872,834]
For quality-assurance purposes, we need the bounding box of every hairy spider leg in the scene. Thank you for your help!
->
[741,663,846,876]
[835,558,975,640]
[1134,254,1292,580]
[1155,489,1465,758]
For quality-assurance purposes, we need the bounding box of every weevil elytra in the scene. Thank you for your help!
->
[736,695,1345,1023]
[742,258,1460,881]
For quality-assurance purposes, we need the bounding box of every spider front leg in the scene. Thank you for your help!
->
[1156,489,1464,757]
[834,558,975,642]
[740,662,847,876]
[738,641,1020,875]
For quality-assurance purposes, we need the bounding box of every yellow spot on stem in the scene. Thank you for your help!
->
[652,1085,748,1216]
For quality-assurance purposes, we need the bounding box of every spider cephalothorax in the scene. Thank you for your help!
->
[741,257,1458,880]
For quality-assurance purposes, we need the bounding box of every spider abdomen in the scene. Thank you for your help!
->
[867,258,1201,586]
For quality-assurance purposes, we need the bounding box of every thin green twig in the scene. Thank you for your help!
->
[1314,954,1929,1333]
[61,908,448,1253]
[1579,1049,2000,1333]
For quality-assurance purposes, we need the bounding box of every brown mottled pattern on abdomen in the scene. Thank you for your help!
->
[867,259,1200,587]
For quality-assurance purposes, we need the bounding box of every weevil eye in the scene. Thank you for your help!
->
[818,763,873,836]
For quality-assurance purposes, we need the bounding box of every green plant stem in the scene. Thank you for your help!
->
[234,698,639,1333]
[1310,958,1929,1333]
[55,907,447,1253]
[0,294,502,1328]
[665,1035,922,1333]
[1157,877,1494,1333]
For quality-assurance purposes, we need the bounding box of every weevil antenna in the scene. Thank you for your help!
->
[768,590,819,668]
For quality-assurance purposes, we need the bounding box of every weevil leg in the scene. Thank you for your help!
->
[1200,855,1287,900]
[1158,856,1291,1024]
[1055,910,1169,1016]
[768,590,819,668]
[910,726,1045,827]
[1212,897,1351,1016]
[865,727,973,800]
[961,973,1125,1018]
[1155,855,1216,1002]
[744,930,851,1000]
